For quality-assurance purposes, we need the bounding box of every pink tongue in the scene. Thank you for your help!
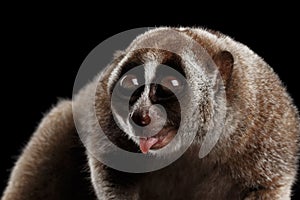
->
[139,137,159,154]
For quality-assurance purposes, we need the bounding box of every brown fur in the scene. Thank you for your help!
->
[1,101,96,200]
[90,28,300,199]
[2,27,299,200]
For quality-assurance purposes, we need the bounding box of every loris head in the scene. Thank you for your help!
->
[92,28,234,158]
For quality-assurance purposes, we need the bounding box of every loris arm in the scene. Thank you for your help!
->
[1,101,95,200]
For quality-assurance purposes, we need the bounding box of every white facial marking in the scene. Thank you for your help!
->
[130,60,158,112]
[144,61,158,85]
[112,59,159,142]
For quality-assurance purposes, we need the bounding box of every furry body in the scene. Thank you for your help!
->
[2,28,299,200]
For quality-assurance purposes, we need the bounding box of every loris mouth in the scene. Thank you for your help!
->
[139,127,177,154]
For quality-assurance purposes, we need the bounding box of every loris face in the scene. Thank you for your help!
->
[92,29,232,158]
[108,49,190,154]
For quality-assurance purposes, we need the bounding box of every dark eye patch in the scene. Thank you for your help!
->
[154,56,187,101]
[111,49,187,102]
[111,60,146,109]
[119,61,141,79]
[110,62,144,94]
[161,53,186,77]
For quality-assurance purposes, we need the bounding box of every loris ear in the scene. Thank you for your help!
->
[212,50,234,86]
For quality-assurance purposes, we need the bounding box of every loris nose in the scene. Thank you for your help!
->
[131,111,151,127]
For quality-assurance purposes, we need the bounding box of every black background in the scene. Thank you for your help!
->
[1,4,299,199]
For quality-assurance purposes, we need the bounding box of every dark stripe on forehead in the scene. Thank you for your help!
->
[161,51,185,77]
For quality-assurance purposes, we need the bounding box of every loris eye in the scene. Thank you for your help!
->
[119,74,140,89]
[116,74,144,101]
[155,75,185,100]
[160,76,184,93]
